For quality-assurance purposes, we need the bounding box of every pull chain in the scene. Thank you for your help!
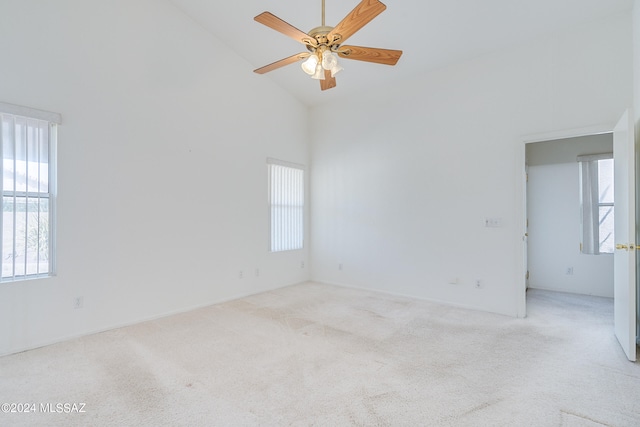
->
[322,0,325,26]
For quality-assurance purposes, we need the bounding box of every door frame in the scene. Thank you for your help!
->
[516,124,614,318]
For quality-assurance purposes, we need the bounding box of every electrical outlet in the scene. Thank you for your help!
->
[484,218,503,228]
[566,267,574,275]
[255,268,260,277]
[475,280,481,289]
[239,270,244,279]
[74,296,84,309]
[301,261,305,269]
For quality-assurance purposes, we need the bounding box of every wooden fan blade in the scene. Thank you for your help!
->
[320,69,337,91]
[255,12,316,47]
[254,52,310,74]
[337,45,402,65]
[327,0,386,46]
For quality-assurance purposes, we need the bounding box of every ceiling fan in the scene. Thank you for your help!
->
[253,0,403,91]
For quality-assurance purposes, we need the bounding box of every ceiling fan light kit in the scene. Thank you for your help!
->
[253,0,402,91]
[301,54,319,75]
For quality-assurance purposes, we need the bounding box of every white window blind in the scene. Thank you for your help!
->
[268,159,304,252]
[0,104,58,280]
[579,153,614,255]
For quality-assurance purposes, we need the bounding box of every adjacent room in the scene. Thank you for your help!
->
[526,133,615,298]
[1,0,640,425]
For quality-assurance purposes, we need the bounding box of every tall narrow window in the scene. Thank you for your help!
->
[268,158,304,252]
[0,103,59,280]
[579,153,614,254]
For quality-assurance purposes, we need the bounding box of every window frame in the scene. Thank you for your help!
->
[0,102,59,281]
[267,158,305,253]
[578,153,614,255]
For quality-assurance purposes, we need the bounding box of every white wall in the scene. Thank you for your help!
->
[527,162,613,297]
[0,0,310,356]
[310,12,633,316]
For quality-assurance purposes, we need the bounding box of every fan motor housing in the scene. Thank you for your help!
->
[307,26,334,49]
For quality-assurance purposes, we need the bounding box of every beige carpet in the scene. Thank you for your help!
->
[1,282,639,426]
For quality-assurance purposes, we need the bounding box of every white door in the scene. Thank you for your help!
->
[613,109,637,362]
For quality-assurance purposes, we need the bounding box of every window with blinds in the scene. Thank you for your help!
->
[0,103,59,280]
[268,159,304,252]
[579,153,614,255]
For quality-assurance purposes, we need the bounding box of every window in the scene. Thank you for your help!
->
[0,103,59,280]
[579,153,614,254]
[267,158,304,252]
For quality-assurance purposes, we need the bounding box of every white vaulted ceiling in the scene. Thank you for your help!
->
[168,0,633,107]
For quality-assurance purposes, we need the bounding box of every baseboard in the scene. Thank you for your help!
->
[527,285,613,299]
[312,279,517,318]
[1,280,307,357]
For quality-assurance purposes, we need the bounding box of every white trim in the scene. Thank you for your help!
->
[521,124,612,144]
[0,102,62,124]
[49,123,58,276]
[516,141,527,318]
[267,157,306,170]
[577,152,613,162]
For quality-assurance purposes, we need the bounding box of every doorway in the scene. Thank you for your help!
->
[519,117,638,361]
[526,133,614,298]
